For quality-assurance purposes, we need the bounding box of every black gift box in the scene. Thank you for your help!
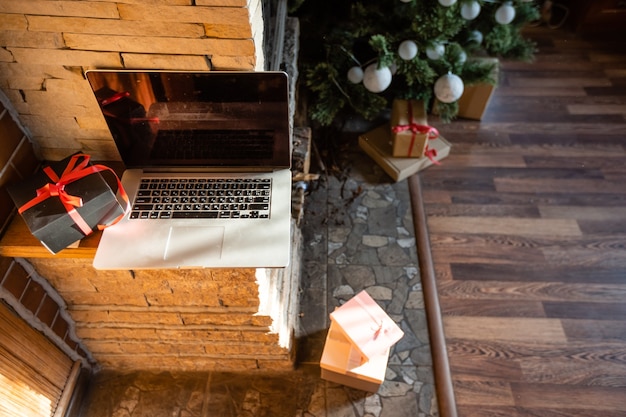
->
[7,153,126,254]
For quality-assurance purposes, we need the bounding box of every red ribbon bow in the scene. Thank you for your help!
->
[424,146,440,165]
[18,153,129,237]
[391,101,439,157]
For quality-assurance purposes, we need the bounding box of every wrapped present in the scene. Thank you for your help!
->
[329,290,404,360]
[359,124,451,182]
[320,320,389,393]
[7,153,128,254]
[457,58,499,120]
[390,99,439,157]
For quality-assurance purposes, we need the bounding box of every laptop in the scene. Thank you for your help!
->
[86,70,292,269]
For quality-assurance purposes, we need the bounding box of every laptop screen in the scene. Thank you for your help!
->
[85,70,291,170]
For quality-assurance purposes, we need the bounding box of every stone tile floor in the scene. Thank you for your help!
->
[77,138,437,417]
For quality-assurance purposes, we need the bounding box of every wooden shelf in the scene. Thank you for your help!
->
[0,215,101,259]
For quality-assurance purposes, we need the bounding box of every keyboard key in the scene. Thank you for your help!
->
[172,211,219,219]
[133,204,154,211]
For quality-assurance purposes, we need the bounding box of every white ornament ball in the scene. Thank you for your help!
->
[400,0,411,3]
[457,50,467,65]
[468,30,483,45]
[347,66,364,84]
[495,2,516,24]
[434,73,464,103]
[426,43,445,60]
[461,1,481,20]
[438,0,457,6]
[398,40,418,61]
[363,64,392,93]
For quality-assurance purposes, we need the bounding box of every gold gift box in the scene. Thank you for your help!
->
[390,99,430,157]
[359,124,451,182]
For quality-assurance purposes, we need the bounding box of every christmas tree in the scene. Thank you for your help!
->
[292,0,540,126]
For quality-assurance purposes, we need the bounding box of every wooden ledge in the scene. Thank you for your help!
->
[408,174,458,417]
[0,138,313,261]
[0,215,100,259]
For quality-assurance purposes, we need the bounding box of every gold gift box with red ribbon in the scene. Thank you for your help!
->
[7,153,128,254]
[390,99,439,158]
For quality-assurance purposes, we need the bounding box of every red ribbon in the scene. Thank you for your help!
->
[18,153,129,237]
[424,146,441,165]
[391,101,439,157]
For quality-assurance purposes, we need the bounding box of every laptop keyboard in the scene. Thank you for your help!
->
[130,177,271,220]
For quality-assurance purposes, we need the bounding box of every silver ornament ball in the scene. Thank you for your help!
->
[468,30,483,45]
[495,2,516,24]
[434,73,465,103]
[426,43,445,60]
[398,40,418,61]
[461,1,481,20]
[347,66,364,84]
[363,64,392,93]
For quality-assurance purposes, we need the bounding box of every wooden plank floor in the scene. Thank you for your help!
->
[419,25,626,417]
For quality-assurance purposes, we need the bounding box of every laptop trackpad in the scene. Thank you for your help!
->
[164,226,224,264]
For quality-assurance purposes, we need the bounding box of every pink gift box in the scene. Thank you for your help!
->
[320,320,389,392]
[329,290,404,360]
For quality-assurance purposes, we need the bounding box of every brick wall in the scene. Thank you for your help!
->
[0,0,265,161]
[24,257,295,371]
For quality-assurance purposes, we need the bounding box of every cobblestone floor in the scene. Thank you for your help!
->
[78,138,437,417]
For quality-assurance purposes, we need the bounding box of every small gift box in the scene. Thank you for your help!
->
[7,153,128,254]
[456,58,499,120]
[329,290,404,360]
[320,320,390,393]
[359,124,452,182]
[390,99,439,158]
